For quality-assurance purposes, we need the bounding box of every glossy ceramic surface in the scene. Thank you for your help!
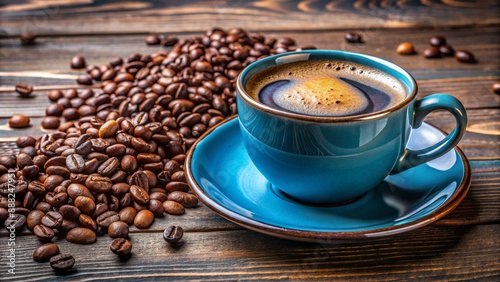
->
[186,116,471,242]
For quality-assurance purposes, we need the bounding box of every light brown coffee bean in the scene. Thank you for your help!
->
[33,243,60,262]
[66,227,96,244]
[133,209,154,229]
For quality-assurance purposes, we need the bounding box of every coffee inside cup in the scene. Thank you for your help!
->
[245,60,406,117]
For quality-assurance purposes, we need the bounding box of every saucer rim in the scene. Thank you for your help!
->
[186,116,472,242]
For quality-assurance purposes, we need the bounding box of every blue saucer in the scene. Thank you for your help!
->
[186,116,471,242]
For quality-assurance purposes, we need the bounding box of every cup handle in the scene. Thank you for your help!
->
[391,94,467,174]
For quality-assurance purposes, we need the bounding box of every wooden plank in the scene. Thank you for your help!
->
[0,0,499,36]
[0,225,498,281]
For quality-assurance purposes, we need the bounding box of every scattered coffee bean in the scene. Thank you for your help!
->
[429,35,447,47]
[424,47,442,59]
[493,82,500,95]
[133,209,154,229]
[50,253,75,272]
[162,200,185,215]
[163,225,183,244]
[41,116,61,130]
[145,34,161,45]
[110,238,132,257]
[66,227,96,244]
[70,56,86,69]
[439,45,455,57]
[344,32,363,43]
[33,243,60,262]
[9,114,30,128]
[15,83,33,98]
[108,221,129,238]
[396,42,416,55]
[455,50,476,63]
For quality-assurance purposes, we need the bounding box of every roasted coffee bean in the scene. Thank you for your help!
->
[33,224,55,242]
[110,238,132,257]
[41,116,61,129]
[148,199,164,217]
[59,219,78,233]
[163,225,183,244]
[120,155,138,173]
[344,32,363,43]
[66,154,86,173]
[70,56,86,69]
[99,120,119,138]
[97,157,120,176]
[27,181,47,197]
[108,221,129,238]
[50,254,75,272]
[36,202,52,213]
[83,158,99,174]
[166,181,190,193]
[424,47,442,59]
[67,183,94,200]
[78,214,97,231]
[41,211,63,229]
[130,185,150,205]
[0,155,16,168]
[455,50,476,63]
[16,136,37,147]
[118,207,137,225]
[16,153,32,169]
[66,227,96,244]
[90,138,110,152]
[59,205,81,220]
[45,192,68,207]
[33,243,60,263]
[162,200,185,215]
[133,209,154,229]
[145,34,161,45]
[26,210,45,230]
[4,213,26,232]
[439,45,455,57]
[493,82,500,95]
[77,74,93,85]
[129,171,149,191]
[162,35,178,46]
[15,83,33,98]
[106,144,126,157]
[92,203,109,218]
[85,173,112,193]
[167,191,198,208]
[9,114,30,128]
[396,42,416,55]
[74,134,92,155]
[96,211,120,228]
[74,196,96,215]
[429,35,446,47]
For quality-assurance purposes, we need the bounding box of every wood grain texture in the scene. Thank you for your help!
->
[0,0,499,36]
[0,225,499,281]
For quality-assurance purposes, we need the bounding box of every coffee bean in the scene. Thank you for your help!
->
[15,83,33,98]
[396,42,416,55]
[50,254,75,271]
[429,35,446,47]
[59,205,81,220]
[162,200,185,215]
[99,120,119,138]
[77,74,93,85]
[66,154,86,173]
[167,191,198,208]
[59,219,78,233]
[145,34,161,45]
[9,114,30,128]
[148,199,164,217]
[455,50,476,63]
[66,227,96,244]
[110,238,132,257]
[78,214,97,231]
[96,210,120,228]
[118,207,137,225]
[33,243,60,262]
[121,155,138,173]
[5,214,27,232]
[16,136,36,148]
[41,211,63,229]
[163,225,183,244]
[26,210,45,230]
[439,45,455,57]
[344,32,363,43]
[108,221,129,238]
[493,82,500,95]
[41,116,61,129]
[85,173,112,193]
[97,157,120,176]
[130,185,150,205]
[33,224,55,242]
[424,47,442,59]
[67,183,94,200]
[134,209,154,229]
[70,56,86,69]
[129,171,149,191]
[44,192,68,207]
[74,196,96,215]
[74,134,92,155]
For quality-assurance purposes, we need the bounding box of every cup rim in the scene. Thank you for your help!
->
[236,50,418,122]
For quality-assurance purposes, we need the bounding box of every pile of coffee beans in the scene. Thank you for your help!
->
[1,27,313,272]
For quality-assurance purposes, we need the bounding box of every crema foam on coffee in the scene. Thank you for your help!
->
[246,60,406,117]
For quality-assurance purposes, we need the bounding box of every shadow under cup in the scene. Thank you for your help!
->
[236,50,419,205]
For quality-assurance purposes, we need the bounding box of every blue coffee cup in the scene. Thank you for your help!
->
[236,50,467,204]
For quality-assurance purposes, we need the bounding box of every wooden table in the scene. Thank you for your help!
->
[1,1,499,281]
